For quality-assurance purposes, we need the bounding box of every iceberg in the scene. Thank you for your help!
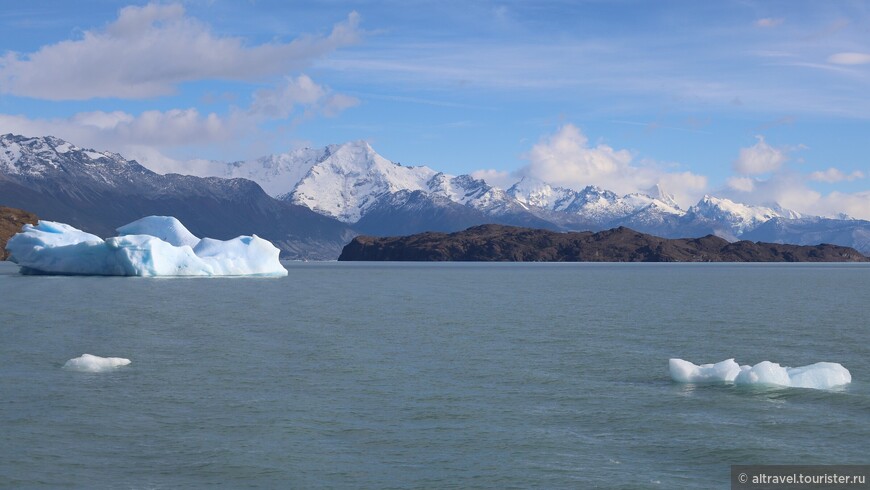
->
[5,217,288,277]
[669,358,851,390]
[63,354,131,372]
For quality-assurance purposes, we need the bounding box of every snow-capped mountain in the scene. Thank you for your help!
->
[214,141,536,226]
[685,195,802,238]
[219,141,438,222]
[506,177,685,230]
[280,141,437,222]
[1,134,152,191]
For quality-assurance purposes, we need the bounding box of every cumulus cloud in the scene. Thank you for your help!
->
[720,171,819,213]
[522,124,632,186]
[734,135,788,175]
[814,191,870,219]
[809,167,865,183]
[514,124,707,206]
[720,167,870,220]
[827,52,870,65]
[0,3,361,100]
[722,135,869,218]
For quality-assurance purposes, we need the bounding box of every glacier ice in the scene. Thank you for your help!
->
[63,354,131,372]
[669,358,851,390]
[669,358,743,383]
[5,217,288,277]
[116,216,201,248]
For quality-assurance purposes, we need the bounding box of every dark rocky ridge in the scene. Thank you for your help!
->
[0,206,37,260]
[339,224,870,262]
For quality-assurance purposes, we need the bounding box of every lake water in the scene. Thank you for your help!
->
[1,261,868,489]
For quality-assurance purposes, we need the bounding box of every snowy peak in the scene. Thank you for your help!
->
[507,177,579,211]
[687,195,797,235]
[286,141,438,223]
[206,140,522,223]
[507,176,684,225]
[644,184,680,209]
[428,173,497,206]
[223,146,328,197]
[0,133,150,185]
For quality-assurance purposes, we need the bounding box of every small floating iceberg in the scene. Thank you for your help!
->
[5,216,287,277]
[669,358,851,390]
[63,354,131,372]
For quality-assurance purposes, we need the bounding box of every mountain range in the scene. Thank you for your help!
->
[1,133,868,258]
[207,139,870,255]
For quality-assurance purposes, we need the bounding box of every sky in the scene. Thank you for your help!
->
[0,0,868,218]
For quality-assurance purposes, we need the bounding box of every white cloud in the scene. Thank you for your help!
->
[0,3,361,100]
[720,169,870,220]
[827,52,870,65]
[809,167,865,183]
[720,172,819,213]
[70,111,135,130]
[0,76,358,170]
[655,172,709,207]
[734,135,788,175]
[522,124,631,186]
[755,18,784,28]
[814,191,870,219]
[470,168,516,189]
[514,124,707,206]
[322,93,361,117]
[727,176,755,192]
[249,75,359,120]
[0,108,234,152]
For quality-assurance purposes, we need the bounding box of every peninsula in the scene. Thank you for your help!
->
[338,224,869,262]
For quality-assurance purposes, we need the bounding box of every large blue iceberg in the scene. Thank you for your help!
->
[5,216,288,277]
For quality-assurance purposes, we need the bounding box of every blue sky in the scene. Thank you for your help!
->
[1,1,868,217]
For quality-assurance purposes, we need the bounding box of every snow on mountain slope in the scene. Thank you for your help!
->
[507,176,685,226]
[686,195,800,235]
[427,173,530,216]
[199,141,690,228]
[220,146,329,197]
[644,184,681,209]
[506,177,580,212]
[0,134,139,185]
[284,141,438,223]
[215,141,523,223]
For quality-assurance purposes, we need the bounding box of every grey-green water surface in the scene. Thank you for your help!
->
[1,261,868,488]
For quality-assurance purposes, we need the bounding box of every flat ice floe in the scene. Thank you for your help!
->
[63,354,131,372]
[669,358,851,390]
[5,216,287,277]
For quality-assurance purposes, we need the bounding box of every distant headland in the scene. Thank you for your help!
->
[338,224,870,262]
